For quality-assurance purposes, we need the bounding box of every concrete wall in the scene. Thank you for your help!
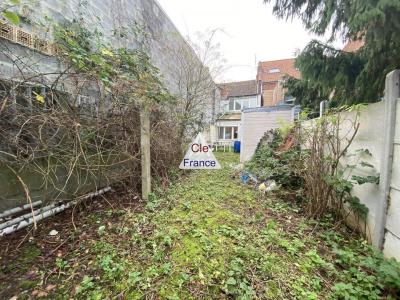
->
[231,79,400,260]
[339,73,400,260]
[329,102,385,244]
[0,0,201,94]
[382,71,400,259]
[299,71,400,260]
[0,0,212,212]
[332,99,400,260]
[240,106,294,162]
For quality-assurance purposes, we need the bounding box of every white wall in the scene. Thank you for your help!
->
[335,102,385,244]
[302,99,400,260]
[240,107,294,162]
[384,95,400,259]
[341,100,400,260]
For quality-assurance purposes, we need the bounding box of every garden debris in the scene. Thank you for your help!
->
[48,230,58,236]
[31,290,48,298]
[240,173,250,184]
[258,180,278,193]
[0,186,142,299]
[229,163,244,171]
[45,284,57,291]
[278,133,296,152]
[240,172,258,185]
[1,154,399,299]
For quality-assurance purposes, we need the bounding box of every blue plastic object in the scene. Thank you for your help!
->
[240,173,250,184]
[234,141,241,153]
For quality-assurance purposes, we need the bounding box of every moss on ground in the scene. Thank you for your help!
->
[2,153,399,299]
[1,245,41,275]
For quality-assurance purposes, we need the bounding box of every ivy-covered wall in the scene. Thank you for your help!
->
[0,0,200,94]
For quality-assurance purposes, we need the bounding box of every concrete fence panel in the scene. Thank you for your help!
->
[382,71,400,259]
[306,70,400,260]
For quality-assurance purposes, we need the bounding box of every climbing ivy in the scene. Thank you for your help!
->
[54,21,172,106]
[0,0,21,25]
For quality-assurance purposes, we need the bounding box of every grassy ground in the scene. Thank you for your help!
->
[1,153,398,299]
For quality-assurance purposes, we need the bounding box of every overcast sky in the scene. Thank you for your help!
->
[157,0,343,83]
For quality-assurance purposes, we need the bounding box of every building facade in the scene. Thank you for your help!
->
[257,58,301,107]
[211,80,262,144]
[210,58,301,146]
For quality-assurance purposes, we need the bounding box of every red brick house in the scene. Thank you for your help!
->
[256,58,301,107]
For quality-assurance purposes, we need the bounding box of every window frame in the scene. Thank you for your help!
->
[226,96,258,112]
[218,126,239,140]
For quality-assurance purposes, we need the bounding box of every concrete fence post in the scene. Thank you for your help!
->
[140,105,151,201]
[319,100,328,117]
[373,70,400,249]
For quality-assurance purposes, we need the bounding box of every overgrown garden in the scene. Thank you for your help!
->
[1,153,400,299]
[0,0,218,218]
[1,1,400,299]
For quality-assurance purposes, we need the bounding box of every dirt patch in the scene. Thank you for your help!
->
[0,187,144,299]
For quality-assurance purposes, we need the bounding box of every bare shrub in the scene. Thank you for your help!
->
[0,18,182,212]
[298,107,374,224]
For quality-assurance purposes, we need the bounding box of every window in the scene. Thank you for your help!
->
[229,99,234,111]
[234,99,242,110]
[225,127,232,139]
[249,98,257,107]
[218,127,224,140]
[218,126,238,140]
[0,80,66,112]
[226,96,258,112]
[284,94,295,103]
[268,68,280,73]
[16,85,31,108]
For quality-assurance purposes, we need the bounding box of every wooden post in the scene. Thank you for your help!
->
[140,106,151,201]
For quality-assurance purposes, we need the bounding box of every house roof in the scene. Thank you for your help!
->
[217,80,258,100]
[342,40,364,53]
[257,58,301,82]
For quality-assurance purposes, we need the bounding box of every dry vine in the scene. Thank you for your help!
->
[298,107,373,228]
[0,17,182,224]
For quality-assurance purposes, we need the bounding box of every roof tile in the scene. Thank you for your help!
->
[257,58,300,82]
[217,80,259,99]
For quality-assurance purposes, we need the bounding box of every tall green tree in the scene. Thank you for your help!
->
[265,0,400,110]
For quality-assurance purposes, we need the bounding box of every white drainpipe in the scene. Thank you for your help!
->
[0,187,112,236]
